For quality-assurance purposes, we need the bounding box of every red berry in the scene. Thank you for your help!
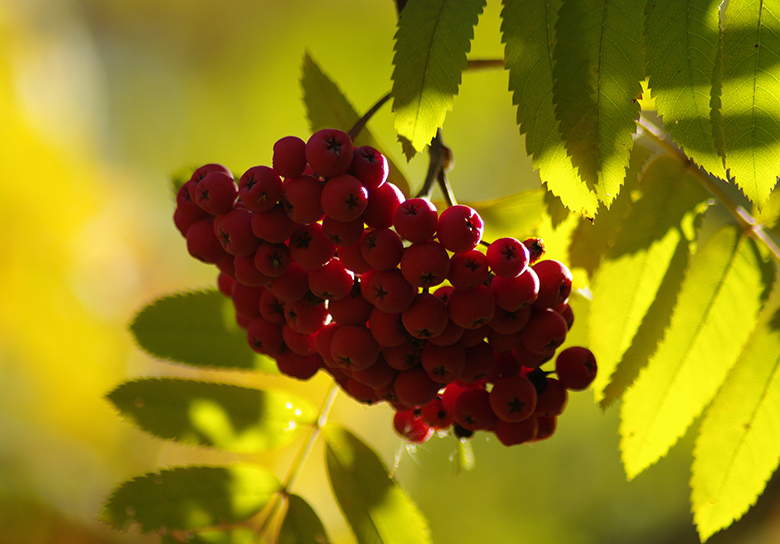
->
[489,375,537,422]
[215,207,260,257]
[393,198,438,243]
[520,308,568,354]
[555,346,597,391]
[532,259,573,309]
[330,325,380,371]
[186,218,228,264]
[448,249,490,290]
[195,171,239,215]
[447,285,496,329]
[321,174,368,222]
[400,241,450,288]
[401,292,449,340]
[493,418,538,446]
[393,410,434,443]
[363,182,404,228]
[453,387,496,431]
[486,237,530,278]
[421,342,465,384]
[368,269,416,314]
[350,145,388,190]
[305,129,354,178]
[251,203,296,244]
[436,205,484,253]
[360,228,404,271]
[288,223,336,270]
[272,136,307,178]
[394,366,441,407]
[238,166,283,213]
[254,240,291,278]
[491,268,539,312]
[281,175,324,225]
[307,258,354,301]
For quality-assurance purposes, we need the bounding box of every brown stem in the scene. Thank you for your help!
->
[348,92,392,141]
[466,58,505,71]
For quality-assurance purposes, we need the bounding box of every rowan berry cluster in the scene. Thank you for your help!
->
[173,128,597,447]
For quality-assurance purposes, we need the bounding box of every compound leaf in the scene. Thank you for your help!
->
[644,0,725,178]
[278,494,329,544]
[107,378,316,452]
[301,53,410,196]
[552,0,644,208]
[102,465,280,533]
[324,425,431,544]
[469,188,547,243]
[691,299,780,541]
[130,290,277,373]
[392,0,486,156]
[620,225,771,479]
[720,0,780,207]
[501,0,599,217]
[588,155,710,404]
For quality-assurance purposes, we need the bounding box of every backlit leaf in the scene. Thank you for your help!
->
[324,425,431,544]
[644,0,725,178]
[469,188,547,243]
[279,494,329,544]
[588,156,710,404]
[160,529,257,544]
[552,0,644,208]
[620,225,771,479]
[691,298,780,541]
[720,0,780,207]
[301,53,410,196]
[391,0,486,156]
[568,143,653,277]
[501,0,599,218]
[102,465,280,533]
[130,290,278,373]
[107,378,316,452]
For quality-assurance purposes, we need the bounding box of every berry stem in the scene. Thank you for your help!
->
[348,91,392,141]
[254,381,340,539]
[636,116,780,265]
[415,129,457,207]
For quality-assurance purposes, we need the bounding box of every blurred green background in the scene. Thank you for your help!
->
[2,1,780,543]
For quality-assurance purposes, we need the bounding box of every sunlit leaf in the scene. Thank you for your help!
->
[130,290,278,373]
[102,465,280,533]
[568,143,653,277]
[301,53,410,196]
[391,0,486,157]
[552,0,644,208]
[720,0,780,207]
[107,378,316,452]
[588,156,710,404]
[468,189,547,242]
[644,0,725,178]
[279,494,329,544]
[620,225,771,479]
[501,0,599,218]
[691,298,780,541]
[324,425,431,544]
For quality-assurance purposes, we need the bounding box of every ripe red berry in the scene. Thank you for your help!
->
[532,259,573,309]
[288,223,336,270]
[188,163,232,202]
[186,218,229,264]
[533,377,569,416]
[486,237,530,278]
[393,366,441,407]
[492,418,538,446]
[400,241,450,288]
[330,324,380,371]
[281,175,324,225]
[350,145,389,190]
[251,203,296,244]
[401,292,449,340]
[520,308,569,354]
[272,136,307,178]
[305,129,354,178]
[448,249,490,290]
[421,342,465,384]
[215,207,260,257]
[491,268,539,312]
[362,182,404,229]
[555,346,597,391]
[360,228,404,271]
[238,166,282,213]
[393,410,434,443]
[489,375,537,422]
[393,198,438,243]
[368,269,416,314]
[436,205,484,253]
[447,285,496,329]
[195,171,239,215]
[254,240,291,278]
[453,386,496,431]
[321,174,368,222]
[307,258,354,301]
[246,317,284,356]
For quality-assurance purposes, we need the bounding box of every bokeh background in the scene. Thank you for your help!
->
[2,1,780,543]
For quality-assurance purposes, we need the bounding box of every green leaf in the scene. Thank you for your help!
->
[691,299,780,541]
[107,378,316,452]
[620,225,771,479]
[552,0,644,208]
[324,425,431,544]
[130,290,278,373]
[568,142,653,277]
[391,0,486,156]
[501,0,599,218]
[468,189,547,242]
[588,155,710,404]
[644,0,725,179]
[102,465,280,533]
[721,0,780,207]
[300,53,410,196]
[279,494,329,544]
